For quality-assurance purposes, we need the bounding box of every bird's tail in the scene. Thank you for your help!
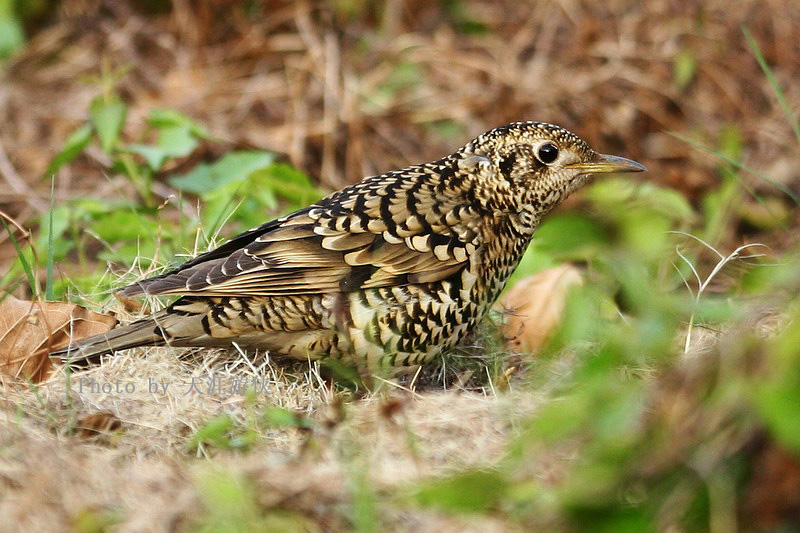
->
[50,310,175,367]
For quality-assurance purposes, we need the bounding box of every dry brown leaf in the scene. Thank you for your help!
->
[74,411,123,439]
[0,295,117,383]
[498,265,583,353]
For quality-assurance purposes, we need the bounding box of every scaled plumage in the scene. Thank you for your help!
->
[52,122,645,369]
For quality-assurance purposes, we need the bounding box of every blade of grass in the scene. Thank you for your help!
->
[743,26,800,146]
[1,218,37,297]
[45,178,56,300]
[669,131,799,208]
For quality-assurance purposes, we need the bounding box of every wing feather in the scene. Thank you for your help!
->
[121,162,481,298]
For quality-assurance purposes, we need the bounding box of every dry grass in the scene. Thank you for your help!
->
[2,346,538,531]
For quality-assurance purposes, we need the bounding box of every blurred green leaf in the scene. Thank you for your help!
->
[92,209,159,243]
[413,470,506,513]
[533,212,609,259]
[754,312,800,453]
[673,48,697,90]
[186,414,235,451]
[90,96,127,154]
[45,124,92,176]
[158,125,198,157]
[148,108,211,139]
[588,178,694,224]
[567,507,652,533]
[125,144,168,171]
[0,0,25,58]
[195,469,312,532]
[72,506,124,533]
[248,163,325,207]
[170,150,274,194]
[262,406,311,429]
[126,125,199,171]
[506,213,609,288]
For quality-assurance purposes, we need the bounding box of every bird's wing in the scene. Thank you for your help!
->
[121,163,482,298]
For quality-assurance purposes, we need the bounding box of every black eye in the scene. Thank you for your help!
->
[537,143,559,164]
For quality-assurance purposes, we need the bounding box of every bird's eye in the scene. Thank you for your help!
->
[537,143,559,164]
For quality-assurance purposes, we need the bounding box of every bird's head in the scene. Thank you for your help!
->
[460,121,645,219]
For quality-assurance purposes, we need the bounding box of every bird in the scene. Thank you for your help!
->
[51,121,645,371]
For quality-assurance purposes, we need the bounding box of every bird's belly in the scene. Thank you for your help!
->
[182,266,493,367]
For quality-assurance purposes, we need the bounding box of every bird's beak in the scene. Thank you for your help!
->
[565,153,646,174]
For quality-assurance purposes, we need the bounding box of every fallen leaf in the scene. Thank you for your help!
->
[74,411,123,439]
[498,265,583,353]
[0,295,117,383]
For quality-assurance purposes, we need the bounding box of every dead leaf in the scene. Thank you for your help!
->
[0,295,117,383]
[498,265,583,353]
[74,411,123,439]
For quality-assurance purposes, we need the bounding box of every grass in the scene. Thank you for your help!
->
[2,2,800,531]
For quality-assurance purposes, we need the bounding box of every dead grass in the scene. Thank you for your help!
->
[1,346,538,531]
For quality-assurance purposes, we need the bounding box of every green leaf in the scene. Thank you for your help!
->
[148,108,211,139]
[673,48,696,90]
[0,12,25,58]
[44,124,92,176]
[126,125,199,171]
[125,144,168,171]
[754,314,800,453]
[169,150,274,194]
[157,125,198,157]
[533,212,610,259]
[588,178,694,223]
[90,96,127,154]
[186,414,235,451]
[248,163,325,207]
[413,470,506,513]
[92,209,159,243]
[262,406,311,429]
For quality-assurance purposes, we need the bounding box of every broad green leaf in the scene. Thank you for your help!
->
[262,406,311,428]
[587,178,694,223]
[0,15,24,58]
[754,314,800,453]
[169,150,274,194]
[532,212,609,259]
[413,470,506,513]
[148,108,211,139]
[92,209,159,243]
[157,125,198,157]
[44,124,92,176]
[90,96,127,154]
[249,163,326,206]
[125,144,168,171]
[126,125,199,171]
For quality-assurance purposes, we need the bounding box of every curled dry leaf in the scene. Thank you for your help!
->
[0,295,117,383]
[498,264,583,353]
